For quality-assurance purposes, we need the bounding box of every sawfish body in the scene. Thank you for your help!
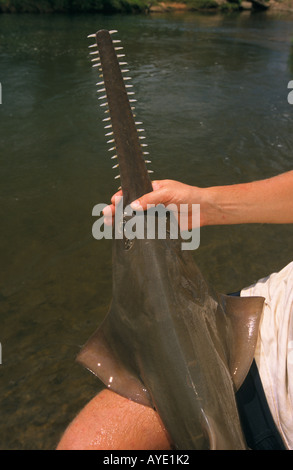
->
[77,30,264,450]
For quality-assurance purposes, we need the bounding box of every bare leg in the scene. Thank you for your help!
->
[57,389,172,450]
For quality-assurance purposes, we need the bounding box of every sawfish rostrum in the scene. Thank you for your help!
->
[77,30,264,450]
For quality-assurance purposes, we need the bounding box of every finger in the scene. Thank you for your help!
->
[104,215,114,227]
[151,180,161,191]
[103,204,115,227]
[102,204,115,217]
[111,190,123,205]
[130,187,168,211]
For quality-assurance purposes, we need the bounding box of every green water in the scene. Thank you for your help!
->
[0,11,293,449]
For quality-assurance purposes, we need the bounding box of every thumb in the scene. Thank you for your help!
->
[130,183,166,211]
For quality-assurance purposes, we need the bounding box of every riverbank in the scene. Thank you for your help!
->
[150,0,293,13]
[0,0,292,14]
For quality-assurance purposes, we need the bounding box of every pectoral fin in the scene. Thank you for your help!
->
[220,294,264,390]
[76,317,152,408]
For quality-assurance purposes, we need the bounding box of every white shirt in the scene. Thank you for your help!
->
[241,261,293,450]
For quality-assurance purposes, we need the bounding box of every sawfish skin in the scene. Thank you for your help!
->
[78,218,264,450]
[77,30,265,450]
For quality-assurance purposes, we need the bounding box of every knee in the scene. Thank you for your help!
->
[57,389,171,450]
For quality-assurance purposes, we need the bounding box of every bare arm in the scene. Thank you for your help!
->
[201,170,293,226]
[103,171,293,228]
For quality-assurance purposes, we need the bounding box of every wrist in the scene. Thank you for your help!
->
[196,185,240,227]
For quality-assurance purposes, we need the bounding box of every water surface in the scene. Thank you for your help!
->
[0,11,293,449]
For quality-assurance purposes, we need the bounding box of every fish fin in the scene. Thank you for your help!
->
[76,318,153,408]
[201,413,217,450]
[202,412,247,450]
[220,294,264,390]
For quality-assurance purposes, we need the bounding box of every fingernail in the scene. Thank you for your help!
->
[130,200,143,210]
[104,216,113,227]
[113,195,122,205]
[102,205,112,216]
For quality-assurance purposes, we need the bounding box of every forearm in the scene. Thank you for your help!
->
[199,171,293,226]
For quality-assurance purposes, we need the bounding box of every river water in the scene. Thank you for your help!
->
[0,10,293,449]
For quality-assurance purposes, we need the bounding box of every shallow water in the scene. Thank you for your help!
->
[0,10,293,449]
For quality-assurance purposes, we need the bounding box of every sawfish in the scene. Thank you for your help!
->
[77,30,264,450]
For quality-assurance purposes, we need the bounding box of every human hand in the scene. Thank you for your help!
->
[102,179,203,229]
[101,170,293,228]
